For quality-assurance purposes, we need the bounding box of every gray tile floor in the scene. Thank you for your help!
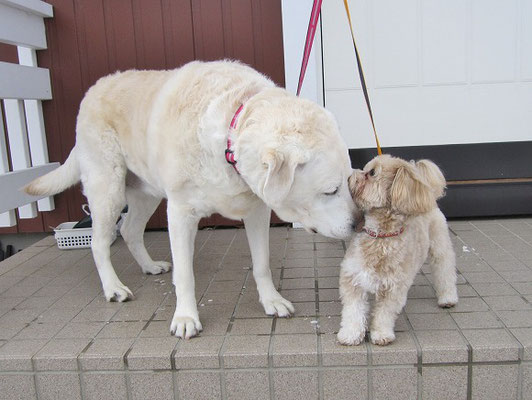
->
[1,218,532,399]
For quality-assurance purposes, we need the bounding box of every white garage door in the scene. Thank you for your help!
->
[321,0,532,149]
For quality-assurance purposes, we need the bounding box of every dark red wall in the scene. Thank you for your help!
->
[0,0,285,233]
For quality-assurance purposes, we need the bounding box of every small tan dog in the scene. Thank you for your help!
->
[338,154,458,346]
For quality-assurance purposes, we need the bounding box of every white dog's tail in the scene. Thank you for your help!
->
[24,148,80,196]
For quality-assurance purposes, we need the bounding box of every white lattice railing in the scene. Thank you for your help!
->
[0,0,59,227]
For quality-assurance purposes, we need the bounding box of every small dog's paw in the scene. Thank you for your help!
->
[370,330,395,346]
[142,261,171,275]
[170,313,202,339]
[337,326,366,346]
[262,296,295,318]
[104,282,133,302]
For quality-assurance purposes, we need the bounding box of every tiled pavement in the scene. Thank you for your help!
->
[1,218,532,399]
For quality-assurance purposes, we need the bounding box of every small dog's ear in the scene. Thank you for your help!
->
[415,160,446,199]
[390,163,436,215]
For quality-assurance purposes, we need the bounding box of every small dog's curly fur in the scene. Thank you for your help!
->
[338,155,458,346]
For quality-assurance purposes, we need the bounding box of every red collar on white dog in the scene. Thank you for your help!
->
[225,104,244,174]
[362,226,405,238]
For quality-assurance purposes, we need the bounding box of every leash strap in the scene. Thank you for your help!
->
[342,0,382,155]
[296,0,323,96]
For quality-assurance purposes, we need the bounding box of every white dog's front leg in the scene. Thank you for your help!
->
[167,200,202,339]
[244,202,294,317]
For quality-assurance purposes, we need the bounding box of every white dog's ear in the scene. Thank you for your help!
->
[415,159,446,199]
[261,149,305,205]
[390,163,436,215]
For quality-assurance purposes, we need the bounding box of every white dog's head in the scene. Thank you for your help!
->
[236,89,361,239]
[349,154,446,216]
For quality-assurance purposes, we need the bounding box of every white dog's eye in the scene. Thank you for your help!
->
[368,168,376,177]
[324,187,339,196]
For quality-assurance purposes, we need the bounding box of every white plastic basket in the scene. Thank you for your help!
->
[53,204,118,250]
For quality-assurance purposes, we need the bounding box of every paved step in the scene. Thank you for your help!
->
[0,219,531,399]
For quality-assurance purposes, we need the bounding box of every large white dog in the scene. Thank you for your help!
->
[26,60,359,338]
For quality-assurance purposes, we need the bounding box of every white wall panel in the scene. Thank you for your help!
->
[521,0,532,80]
[373,0,418,87]
[322,0,370,90]
[328,82,532,148]
[422,0,467,85]
[471,0,517,83]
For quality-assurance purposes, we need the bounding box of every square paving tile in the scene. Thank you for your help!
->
[272,370,319,400]
[462,328,520,362]
[472,365,518,400]
[451,311,503,329]
[370,331,418,365]
[372,368,417,400]
[173,335,223,369]
[33,338,91,371]
[322,369,368,400]
[224,370,270,400]
[127,337,178,370]
[176,371,221,399]
[320,333,368,366]
[414,330,469,363]
[82,373,127,400]
[36,373,82,400]
[271,333,318,367]
[222,334,271,368]
[129,372,174,400]
[230,318,273,335]
[79,338,134,370]
[422,366,468,400]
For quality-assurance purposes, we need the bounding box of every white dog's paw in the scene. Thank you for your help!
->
[438,290,458,308]
[370,329,395,346]
[170,312,202,339]
[104,282,133,302]
[142,261,172,275]
[261,295,295,318]
[337,326,366,346]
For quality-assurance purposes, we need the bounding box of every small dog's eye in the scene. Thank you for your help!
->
[369,169,376,177]
[324,187,339,196]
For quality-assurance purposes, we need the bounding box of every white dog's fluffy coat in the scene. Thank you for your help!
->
[26,60,359,339]
[338,155,458,346]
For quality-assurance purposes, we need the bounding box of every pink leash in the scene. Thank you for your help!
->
[296,0,323,96]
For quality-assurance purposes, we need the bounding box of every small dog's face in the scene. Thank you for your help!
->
[348,155,446,215]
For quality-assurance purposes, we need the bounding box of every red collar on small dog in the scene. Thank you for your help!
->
[225,104,244,174]
[362,226,405,238]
